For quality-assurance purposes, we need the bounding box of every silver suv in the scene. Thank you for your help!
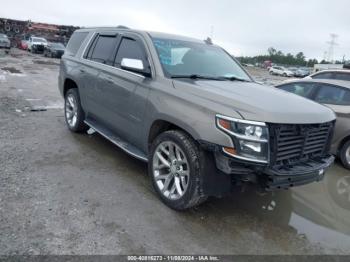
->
[59,27,336,210]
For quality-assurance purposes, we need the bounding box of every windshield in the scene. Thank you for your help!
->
[51,43,65,48]
[152,37,251,81]
[32,38,47,43]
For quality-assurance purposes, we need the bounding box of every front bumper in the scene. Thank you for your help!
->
[32,44,45,52]
[0,42,10,49]
[263,155,334,190]
[214,151,334,190]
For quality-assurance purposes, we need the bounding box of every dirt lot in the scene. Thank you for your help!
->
[0,49,349,255]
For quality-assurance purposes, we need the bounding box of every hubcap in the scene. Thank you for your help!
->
[346,146,350,164]
[65,94,78,128]
[152,141,189,200]
[337,176,350,202]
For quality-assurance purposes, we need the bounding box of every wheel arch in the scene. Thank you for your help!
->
[63,78,79,97]
[147,119,200,150]
[338,135,350,155]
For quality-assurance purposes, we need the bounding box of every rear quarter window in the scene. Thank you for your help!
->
[312,72,334,79]
[65,32,89,56]
[333,72,350,81]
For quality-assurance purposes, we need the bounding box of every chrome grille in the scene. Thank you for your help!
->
[269,121,334,166]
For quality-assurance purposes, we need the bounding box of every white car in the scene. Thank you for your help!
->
[269,66,294,77]
[305,69,350,81]
[27,37,48,53]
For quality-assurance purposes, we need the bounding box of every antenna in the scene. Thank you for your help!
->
[210,25,214,40]
[326,33,338,63]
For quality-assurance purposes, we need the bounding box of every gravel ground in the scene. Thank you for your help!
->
[0,49,349,255]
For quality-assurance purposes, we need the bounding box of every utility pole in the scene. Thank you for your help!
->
[326,33,338,63]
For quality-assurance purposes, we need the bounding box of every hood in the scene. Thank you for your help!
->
[172,80,335,124]
[33,41,47,45]
[0,38,10,43]
[52,47,65,51]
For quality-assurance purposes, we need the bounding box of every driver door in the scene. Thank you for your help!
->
[98,33,152,147]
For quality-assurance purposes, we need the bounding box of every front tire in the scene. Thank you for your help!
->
[340,140,350,170]
[149,130,208,210]
[64,88,89,133]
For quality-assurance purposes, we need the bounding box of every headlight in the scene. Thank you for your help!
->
[216,114,269,163]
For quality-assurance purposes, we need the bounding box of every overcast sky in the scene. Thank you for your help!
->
[1,0,349,60]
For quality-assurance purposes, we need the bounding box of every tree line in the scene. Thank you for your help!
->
[237,47,324,67]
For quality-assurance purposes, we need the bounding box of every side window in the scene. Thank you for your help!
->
[114,37,146,68]
[279,83,315,98]
[65,32,89,56]
[90,35,118,65]
[333,72,350,81]
[312,72,334,79]
[315,84,350,105]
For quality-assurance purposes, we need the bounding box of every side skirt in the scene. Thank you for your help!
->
[84,119,148,162]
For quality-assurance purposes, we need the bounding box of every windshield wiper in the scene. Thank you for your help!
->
[219,76,251,82]
[171,74,224,81]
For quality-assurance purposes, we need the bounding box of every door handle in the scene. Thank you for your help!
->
[79,69,85,73]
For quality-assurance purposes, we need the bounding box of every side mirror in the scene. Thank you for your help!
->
[120,58,151,77]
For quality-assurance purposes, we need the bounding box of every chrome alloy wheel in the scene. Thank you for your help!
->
[152,141,190,200]
[346,146,350,165]
[65,94,78,128]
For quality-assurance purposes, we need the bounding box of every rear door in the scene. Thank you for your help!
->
[80,32,119,123]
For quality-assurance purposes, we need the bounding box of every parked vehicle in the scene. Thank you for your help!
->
[0,33,11,50]
[269,66,294,77]
[44,42,65,58]
[18,40,28,50]
[294,67,310,77]
[276,79,350,169]
[59,28,336,210]
[28,36,47,53]
[306,69,350,81]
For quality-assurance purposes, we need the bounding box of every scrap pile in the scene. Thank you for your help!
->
[0,17,79,46]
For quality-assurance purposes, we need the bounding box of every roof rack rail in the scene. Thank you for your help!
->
[116,25,130,29]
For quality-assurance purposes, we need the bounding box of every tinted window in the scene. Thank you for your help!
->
[315,84,350,105]
[65,32,88,56]
[114,38,145,67]
[279,83,315,98]
[312,72,334,79]
[90,36,117,64]
[333,72,350,81]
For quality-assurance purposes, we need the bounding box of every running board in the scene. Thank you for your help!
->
[84,119,148,162]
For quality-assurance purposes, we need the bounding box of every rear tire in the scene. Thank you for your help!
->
[64,88,89,133]
[149,130,208,210]
[340,140,350,170]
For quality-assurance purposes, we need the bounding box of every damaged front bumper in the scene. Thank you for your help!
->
[214,151,334,190]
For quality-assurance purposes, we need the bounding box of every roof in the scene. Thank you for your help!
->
[277,78,350,89]
[147,31,204,43]
[76,27,205,43]
[311,69,350,75]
